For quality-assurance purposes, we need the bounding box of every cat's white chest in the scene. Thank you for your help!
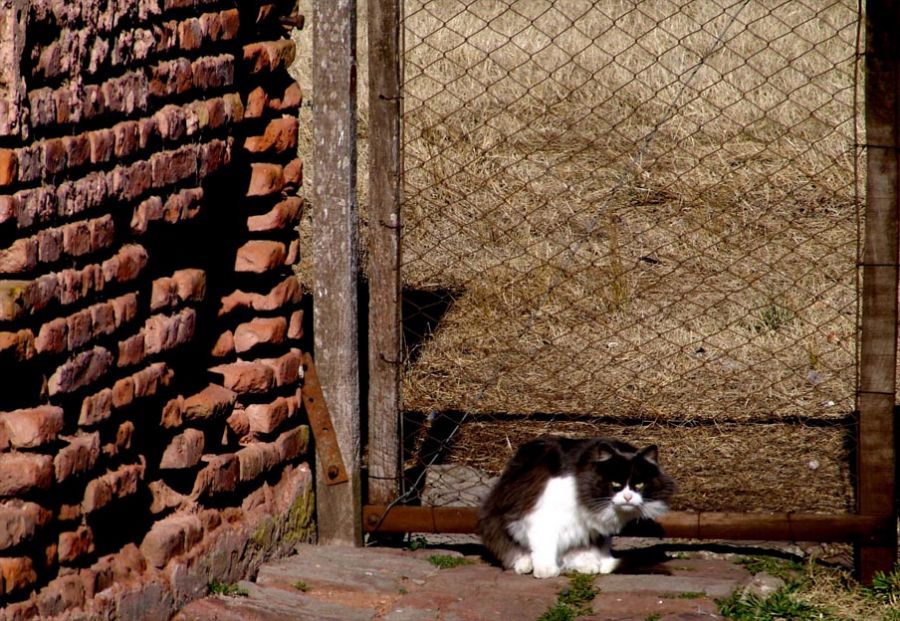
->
[508,476,592,550]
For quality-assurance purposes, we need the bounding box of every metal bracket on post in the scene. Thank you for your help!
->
[301,352,349,486]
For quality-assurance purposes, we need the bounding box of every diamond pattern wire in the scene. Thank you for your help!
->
[389,0,862,514]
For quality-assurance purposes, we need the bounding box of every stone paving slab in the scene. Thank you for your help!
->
[175,544,752,621]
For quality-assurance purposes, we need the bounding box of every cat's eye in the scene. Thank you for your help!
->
[610,482,623,489]
[634,482,645,490]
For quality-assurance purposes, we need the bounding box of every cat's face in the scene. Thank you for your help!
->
[576,441,674,520]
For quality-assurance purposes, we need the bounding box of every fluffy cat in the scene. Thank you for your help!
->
[478,435,675,578]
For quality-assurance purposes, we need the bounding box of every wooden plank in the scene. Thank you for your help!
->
[366,0,403,506]
[362,505,893,543]
[312,0,361,545]
[857,0,900,582]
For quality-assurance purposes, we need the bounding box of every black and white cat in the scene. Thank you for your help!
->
[478,436,675,578]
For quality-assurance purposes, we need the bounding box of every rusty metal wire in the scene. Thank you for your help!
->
[386,0,862,514]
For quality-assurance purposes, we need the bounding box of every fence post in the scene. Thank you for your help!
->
[367,0,403,506]
[857,0,899,583]
[312,0,361,545]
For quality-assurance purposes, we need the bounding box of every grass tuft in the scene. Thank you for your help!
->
[427,554,475,569]
[537,573,598,621]
[208,581,249,598]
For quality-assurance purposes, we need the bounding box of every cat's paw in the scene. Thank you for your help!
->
[562,549,604,574]
[598,556,620,575]
[512,554,533,574]
[532,562,561,579]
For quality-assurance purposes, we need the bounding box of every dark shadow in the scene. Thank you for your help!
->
[400,410,467,504]
[401,287,460,364]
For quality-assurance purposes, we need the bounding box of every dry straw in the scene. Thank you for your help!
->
[294,0,863,512]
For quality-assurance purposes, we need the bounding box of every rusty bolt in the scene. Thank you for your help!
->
[327,465,340,480]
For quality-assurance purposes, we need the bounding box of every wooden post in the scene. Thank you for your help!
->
[312,0,361,545]
[367,0,403,505]
[857,0,899,582]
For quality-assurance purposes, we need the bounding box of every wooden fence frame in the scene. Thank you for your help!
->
[313,0,899,580]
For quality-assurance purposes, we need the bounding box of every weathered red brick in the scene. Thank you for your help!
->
[3,406,64,448]
[0,557,37,595]
[0,149,18,187]
[113,121,141,158]
[235,240,286,273]
[112,377,135,409]
[117,333,146,367]
[88,128,115,164]
[143,307,196,355]
[160,428,204,469]
[101,70,149,116]
[102,244,148,284]
[198,138,230,178]
[154,105,187,142]
[0,501,51,551]
[245,86,268,119]
[151,145,197,188]
[182,383,236,421]
[210,361,276,394]
[246,162,285,196]
[225,408,249,439]
[233,316,287,353]
[108,160,152,202]
[247,197,303,232]
[0,238,38,274]
[161,396,183,429]
[191,54,235,90]
[140,513,202,568]
[16,185,57,227]
[245,397,290,434]
[288,310,304,340]
[58,526,94,564]
[132,362,173,398]
[63,134,91,169]
[244,117,299,154]
[285,238,299,265]
[0,329,35,361]
[258,349,303,387]
[16,144,43,185]
[37,228,62,263]
[79,389,113,426]
[244,40,296,74]
[149,58,193,98]
[237,442,282,482]
[36,572,85,617]
[178,17,203,50]
[48,347,114,395]
[211,330,234,358]
[277,425,310,462]
[82,463,144,514]
[284,158,302,188]
[0,453,53,496]
[43,138,68,174]
[148,480,185,515]
[67,308,93,350]
[191,454,238,498]
[55,433,101,483]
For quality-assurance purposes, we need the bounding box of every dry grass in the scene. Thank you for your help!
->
[397,0,860,422]
[292,1,865,511]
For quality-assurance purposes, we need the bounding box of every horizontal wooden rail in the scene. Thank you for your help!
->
[363,505,892,544]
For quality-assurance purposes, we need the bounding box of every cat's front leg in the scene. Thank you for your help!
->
[528,537,560,578]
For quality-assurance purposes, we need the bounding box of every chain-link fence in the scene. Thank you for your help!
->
[388,0,862,515]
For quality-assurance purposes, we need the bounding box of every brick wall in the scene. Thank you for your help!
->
[0,0,312,618]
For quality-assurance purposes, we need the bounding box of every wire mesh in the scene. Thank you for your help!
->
[386,0,862,514]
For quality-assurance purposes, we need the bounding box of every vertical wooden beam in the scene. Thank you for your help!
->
[312,0,361,545]
[367,0,403,505]
[857,0,899,582]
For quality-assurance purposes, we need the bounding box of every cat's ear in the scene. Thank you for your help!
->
[639,445,659,464]
[593,442,615,463]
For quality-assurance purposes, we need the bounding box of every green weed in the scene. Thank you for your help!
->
[537,573,598,621]
[426,554,474,569]
[208,581,249,598]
